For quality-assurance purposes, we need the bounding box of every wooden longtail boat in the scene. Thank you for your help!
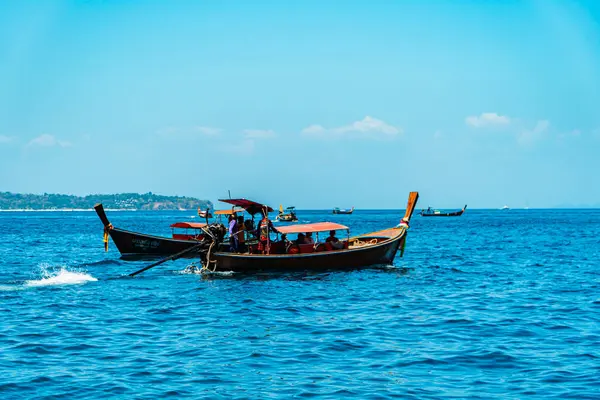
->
[332,206,355,215]
[94,199,268,259]
[203,192,418,273]
[94,204,212,259]
[420,205,467,217]
[98,192,419,274]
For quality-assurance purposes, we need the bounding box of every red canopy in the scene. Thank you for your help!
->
[170,222,207,229]
[219,198,273,215]
[277,222,349,234]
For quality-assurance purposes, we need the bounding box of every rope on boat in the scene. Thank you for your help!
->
[350,238,378,248]
[200,241,218,273]
[103,223,113,252]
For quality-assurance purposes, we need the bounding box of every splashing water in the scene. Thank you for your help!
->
[24,264,97,287]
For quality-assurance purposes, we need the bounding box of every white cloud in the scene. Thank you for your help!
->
[517,120,550,146]
[0,135,14,144]
[243,129,276,139]
[302,116,402,138]
[222,139,255,155]
[558,129,582,141]
[157,126,221,137]
[27,134,72,148]
[465,112,511,128]
[194,126,221,136]
[301,125,326,135]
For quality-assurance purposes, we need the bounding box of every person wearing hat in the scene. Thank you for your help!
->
[256,208,279,254]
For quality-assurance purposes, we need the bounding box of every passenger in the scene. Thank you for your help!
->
[304,232,315,244]
[244,219,255,237]
[228,215,238,252]
[236,215,246,252]
[279,233,292,248]
[326,230,343,249]
[296,233,306,245]
[280,233,290,244]
[256,209,279,253]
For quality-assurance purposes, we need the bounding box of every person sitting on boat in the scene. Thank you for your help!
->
[278,233,292,251]
[296,233,306,244]
[326,230,343,250]
[228,215,238,252]
[304,232,315,245]
[280,233,290,244]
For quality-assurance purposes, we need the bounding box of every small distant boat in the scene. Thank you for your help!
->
[333,206,355,215]
[420,205,467,217]
[276,205,298,222]
[501,205,510,210]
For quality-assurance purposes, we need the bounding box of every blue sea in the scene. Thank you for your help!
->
[1,208,599,399]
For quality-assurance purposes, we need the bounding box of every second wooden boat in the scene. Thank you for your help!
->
[420,205,467,217]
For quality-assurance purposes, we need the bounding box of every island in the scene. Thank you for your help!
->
[0,192,212,211]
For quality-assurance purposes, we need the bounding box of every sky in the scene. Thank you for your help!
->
[1,0,599,209]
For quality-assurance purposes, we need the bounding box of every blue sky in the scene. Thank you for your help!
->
[1,0,599,208]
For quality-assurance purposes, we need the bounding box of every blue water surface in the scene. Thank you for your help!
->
[0,208,599,399]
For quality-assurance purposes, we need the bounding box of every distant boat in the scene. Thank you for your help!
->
[333,206,355,215]
[275,205,298,222]
[501,205,510,210]
[420,205,467,217]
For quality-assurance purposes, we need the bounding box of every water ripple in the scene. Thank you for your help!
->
[1,209,599,398]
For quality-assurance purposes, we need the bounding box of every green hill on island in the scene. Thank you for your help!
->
[0,192,212,211]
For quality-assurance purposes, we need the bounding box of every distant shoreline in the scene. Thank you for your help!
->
[0,191,212,212]
[0,208,138,212]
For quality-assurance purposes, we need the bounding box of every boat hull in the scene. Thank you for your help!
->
[277,215,298,222]
[420,210,464,217]
[108,228,201,259]
[210,231,406,272]
[420,205,466,217]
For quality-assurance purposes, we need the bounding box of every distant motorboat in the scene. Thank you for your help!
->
[501,205,510,210]
[420,205,467,217]
[333,206,355,215]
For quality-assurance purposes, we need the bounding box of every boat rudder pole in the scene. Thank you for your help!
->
[128,243,204,277]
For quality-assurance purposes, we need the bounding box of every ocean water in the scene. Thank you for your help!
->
[0,208,599,399]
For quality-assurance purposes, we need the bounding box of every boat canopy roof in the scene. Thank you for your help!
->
[170,222,207,229]
[214,208,245,215]
[219,198,274,215]
[277,222,349,234]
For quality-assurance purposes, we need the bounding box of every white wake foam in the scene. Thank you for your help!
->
[25,266,97,287]
[177,265,235,276]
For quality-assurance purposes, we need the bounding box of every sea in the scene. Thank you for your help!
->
[0,208,599,399]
